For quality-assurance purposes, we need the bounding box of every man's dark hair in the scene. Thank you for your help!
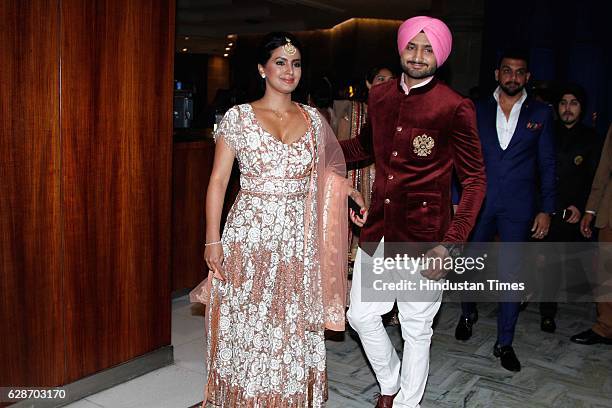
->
[497,48,530,70]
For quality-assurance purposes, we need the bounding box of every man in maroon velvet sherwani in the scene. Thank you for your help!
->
[341,16,486,408]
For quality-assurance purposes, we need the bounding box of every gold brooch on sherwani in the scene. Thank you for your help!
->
[413,134,435,157]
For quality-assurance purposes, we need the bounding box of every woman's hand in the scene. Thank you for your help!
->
[349,189,369,227]
[203,135,235,282]
[204,242,226,281]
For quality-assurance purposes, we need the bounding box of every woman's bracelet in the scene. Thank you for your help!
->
[204,240,222,247]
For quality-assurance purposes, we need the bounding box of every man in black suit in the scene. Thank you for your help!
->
[539,84,601,332]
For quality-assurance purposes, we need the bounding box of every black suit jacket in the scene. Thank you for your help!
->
[554,122,601,213]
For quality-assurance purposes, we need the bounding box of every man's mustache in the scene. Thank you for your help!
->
[408,60,428,66]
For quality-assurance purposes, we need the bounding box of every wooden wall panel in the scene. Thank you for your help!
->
[60,0,175,381]
[207,56,230,105]
[171,141,214,291]
[170,139,240,292]
[0,0,65,386]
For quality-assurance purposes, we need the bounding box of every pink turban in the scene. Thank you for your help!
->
[397,16,453,67]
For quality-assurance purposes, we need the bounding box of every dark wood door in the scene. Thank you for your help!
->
[59,0,175,381]
[0,0,65,387]
[171,141,215,292]
[0,0,175,388]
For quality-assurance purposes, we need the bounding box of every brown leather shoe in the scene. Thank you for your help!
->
[375,391,398,408]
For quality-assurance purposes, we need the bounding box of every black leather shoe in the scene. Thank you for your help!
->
[541,317,556,333]
[455,311,478,341]
[493,343,521,372]
[570,329,612,345]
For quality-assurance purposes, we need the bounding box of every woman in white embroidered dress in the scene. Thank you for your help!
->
[190,32,368,407]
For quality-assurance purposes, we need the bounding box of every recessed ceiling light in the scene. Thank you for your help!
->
[228,42,233,46]
[184,36,190,40]
[223,53,229,57]
[225,47,230,51]
[182,48,188,52]
[227,34,237,39]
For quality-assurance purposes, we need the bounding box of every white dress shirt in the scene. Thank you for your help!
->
[493,86,528,150]
[400,73,434,95]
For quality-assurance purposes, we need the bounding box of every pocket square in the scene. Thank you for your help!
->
[526,121,543,130]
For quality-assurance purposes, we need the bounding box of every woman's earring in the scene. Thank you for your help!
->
[261,73,266,78]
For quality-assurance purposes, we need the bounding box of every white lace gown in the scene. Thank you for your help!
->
[204,103,328,407]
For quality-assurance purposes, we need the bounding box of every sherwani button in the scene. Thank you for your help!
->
[396,126,403,132]
[384,198,390,204]
[387,174,394,180]
[422,201,427,207]
[391,151,398,157]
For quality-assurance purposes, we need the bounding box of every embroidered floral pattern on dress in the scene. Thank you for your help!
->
[205,104,328,407]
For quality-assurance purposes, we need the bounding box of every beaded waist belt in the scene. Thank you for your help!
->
[240,174,310,196]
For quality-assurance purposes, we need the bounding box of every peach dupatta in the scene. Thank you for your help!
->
[315,115,350,331]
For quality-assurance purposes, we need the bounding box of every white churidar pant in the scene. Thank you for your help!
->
[347,238,442,408]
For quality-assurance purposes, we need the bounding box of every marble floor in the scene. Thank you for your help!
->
[64,298,612,408]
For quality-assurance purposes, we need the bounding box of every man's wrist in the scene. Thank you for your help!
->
[585,210,596,216]
[441,242,462,257]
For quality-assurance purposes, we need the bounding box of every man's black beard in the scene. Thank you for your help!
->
[499,82,524,97]
[402,61,437,79]
[561,114,578,126]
